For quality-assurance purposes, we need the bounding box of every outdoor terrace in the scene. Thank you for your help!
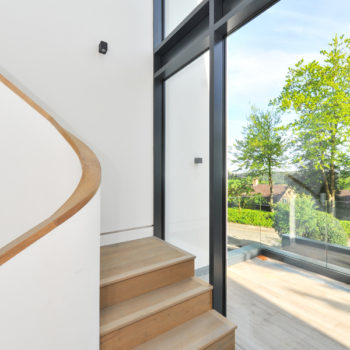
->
[227,257,350,350]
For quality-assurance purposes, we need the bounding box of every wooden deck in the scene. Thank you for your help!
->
[226,258,350,350]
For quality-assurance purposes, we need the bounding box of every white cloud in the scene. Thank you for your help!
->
[226,49,323,168]
[226,0,350,171]
[227,49,322,99]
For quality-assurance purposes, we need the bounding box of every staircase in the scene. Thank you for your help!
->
[100,237,237,349]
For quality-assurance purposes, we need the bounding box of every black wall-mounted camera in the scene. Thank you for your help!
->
[99,41,108,54]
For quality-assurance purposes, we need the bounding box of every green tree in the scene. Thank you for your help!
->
[232,107,286,210]
[227,176,253,209]
[274,35,350,215]
[227,176,263,209]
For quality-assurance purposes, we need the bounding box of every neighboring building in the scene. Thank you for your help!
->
[336,190,350,220]
[336,190,350,201]
[252,184,294,204]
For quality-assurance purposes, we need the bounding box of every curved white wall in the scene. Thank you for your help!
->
[0,81,81,247]
[0,190,100,350]
[0,79,100,349]
[0,0,154,242]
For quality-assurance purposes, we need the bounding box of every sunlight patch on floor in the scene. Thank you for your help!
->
[227,258,350,350]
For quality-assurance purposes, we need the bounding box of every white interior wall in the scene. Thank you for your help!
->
[0,191,100,350]
[0,0,153,240]
[165,52,210,269]
[0,81,81,247]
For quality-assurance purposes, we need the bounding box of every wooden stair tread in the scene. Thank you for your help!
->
[133,310,237,350]
[100,277,212,337]
[101,237,194,287]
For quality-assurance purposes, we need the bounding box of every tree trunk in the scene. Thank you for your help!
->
[328,130,337,216]
[330,163,336,216]
[329,193,336,216]
[321,167,335,216]
[268,163,274,211]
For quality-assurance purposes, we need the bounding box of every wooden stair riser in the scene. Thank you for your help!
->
[101,259,194,308]
[205,332,235,350]
[100,290,212,350]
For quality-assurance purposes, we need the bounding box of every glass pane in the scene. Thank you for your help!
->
[165,52,210,277]
[227,0,350,271]
[164,0,204,37]
[283,194,328,266]
[226,2,350,349]
[326,200,350,271]
[227,194,263,250]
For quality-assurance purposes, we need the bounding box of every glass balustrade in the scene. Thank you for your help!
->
[227,192,350,273]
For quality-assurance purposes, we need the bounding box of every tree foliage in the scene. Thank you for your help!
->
[227,176,265,209]
[273,194,348,246]
[231,107,286,209]
[274,35,350,214]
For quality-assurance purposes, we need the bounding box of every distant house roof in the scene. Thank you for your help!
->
[252,184,289,203]
[336,190,350,201]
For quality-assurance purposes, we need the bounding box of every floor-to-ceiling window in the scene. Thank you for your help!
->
[227,0,350,273]
[226,1,350,348]
[155,0,349,318]
[154,0,230,314]
[164,0,205,36]
[165,52,210,277]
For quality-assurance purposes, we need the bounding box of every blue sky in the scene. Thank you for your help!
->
[226,0,350,156]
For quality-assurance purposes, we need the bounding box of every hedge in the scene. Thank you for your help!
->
[228,203,349,246]
[227,208,274,228]
[340,220,350,238]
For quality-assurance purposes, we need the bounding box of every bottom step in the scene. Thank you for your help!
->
[134,310,237,350]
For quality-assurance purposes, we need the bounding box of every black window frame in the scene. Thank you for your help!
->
[153,0,279,316]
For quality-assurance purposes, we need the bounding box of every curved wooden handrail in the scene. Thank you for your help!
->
[0,74,101,265]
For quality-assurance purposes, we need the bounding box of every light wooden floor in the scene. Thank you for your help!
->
[226,258,350,350]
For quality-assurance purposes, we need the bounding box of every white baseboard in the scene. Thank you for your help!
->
[100,225,154,246]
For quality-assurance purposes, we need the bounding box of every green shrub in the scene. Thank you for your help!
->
[227,208,274,228]
[273,195,348,246]
[314,211,348,246]
[273,202,290,234]
[340,220,350,238]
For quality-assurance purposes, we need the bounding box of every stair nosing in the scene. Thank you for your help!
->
[199,330,235,350]
[198,311,237,350]
[151,236,197,257]
[207,309,238,330]
[100,254,194,287]
[133,310,237,350]
[100,277,212,337]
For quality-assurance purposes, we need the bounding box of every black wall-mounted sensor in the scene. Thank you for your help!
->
[99,41,108,54]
